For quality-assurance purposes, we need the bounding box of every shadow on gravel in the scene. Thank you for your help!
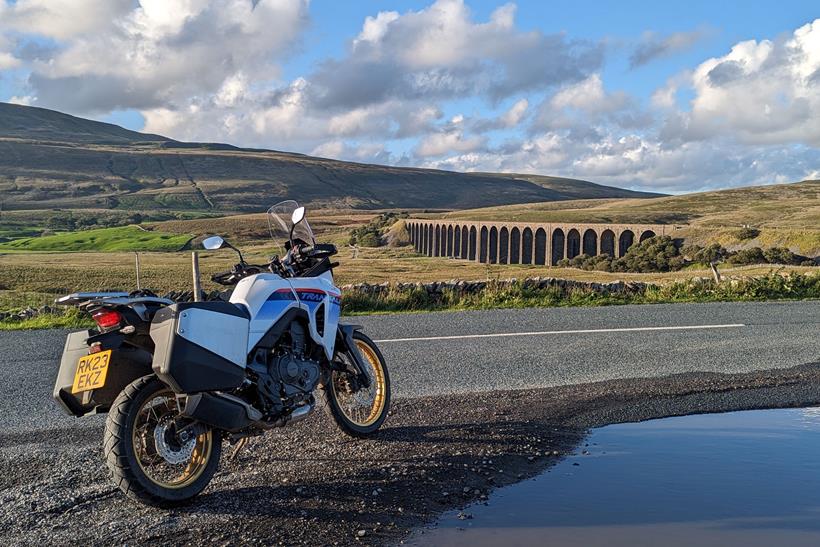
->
[3,362,820,546]
[0,425,99,449]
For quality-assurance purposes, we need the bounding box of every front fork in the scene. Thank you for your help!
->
[331,325,372,389]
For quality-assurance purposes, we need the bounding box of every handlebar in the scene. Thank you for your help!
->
[210,243,337,285]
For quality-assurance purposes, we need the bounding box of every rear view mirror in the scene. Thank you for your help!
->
[202,235,225,250]
[291,206,306,226]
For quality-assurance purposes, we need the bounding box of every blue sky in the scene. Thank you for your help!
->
[0,0,818,192]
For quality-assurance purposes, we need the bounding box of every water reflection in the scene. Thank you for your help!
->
[411,408,820,547]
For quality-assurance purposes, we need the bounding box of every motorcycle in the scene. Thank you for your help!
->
[53,200,391,506]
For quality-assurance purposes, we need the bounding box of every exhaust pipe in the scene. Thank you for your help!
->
[183,392,314,432]
[182,392,262,432]
[288,404,313,423]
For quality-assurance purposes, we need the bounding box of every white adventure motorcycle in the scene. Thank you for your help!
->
[54,200,390,506]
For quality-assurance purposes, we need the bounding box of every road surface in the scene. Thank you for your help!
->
[1,300,819,546]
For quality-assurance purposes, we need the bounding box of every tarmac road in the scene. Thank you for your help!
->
[359,300,820,396]
[1,300,819,545]
[2,300,818,435]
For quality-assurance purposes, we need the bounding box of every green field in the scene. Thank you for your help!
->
[0,225,192,252]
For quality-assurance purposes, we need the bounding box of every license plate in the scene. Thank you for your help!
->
[71,350,112,394]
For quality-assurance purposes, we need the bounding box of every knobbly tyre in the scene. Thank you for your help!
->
[53,200,391,506]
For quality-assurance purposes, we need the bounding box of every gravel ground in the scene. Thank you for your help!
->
[1,301,819,545]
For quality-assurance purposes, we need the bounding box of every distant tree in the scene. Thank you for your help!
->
[727,247,767,265]
[763,247,802,265]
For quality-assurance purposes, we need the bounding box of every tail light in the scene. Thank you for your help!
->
[93,309,123,329]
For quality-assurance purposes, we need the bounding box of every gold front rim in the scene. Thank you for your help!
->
[132,389,213,489]
[331,339,387,427]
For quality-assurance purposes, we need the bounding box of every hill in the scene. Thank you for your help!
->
[0,102,169,144]
[0,102,659,213]
[441,180,820,226]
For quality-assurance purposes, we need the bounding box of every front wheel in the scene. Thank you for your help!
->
[324,331,391,437]
[103,375,221,506]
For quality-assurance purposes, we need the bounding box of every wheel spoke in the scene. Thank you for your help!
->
[131,389,213,489]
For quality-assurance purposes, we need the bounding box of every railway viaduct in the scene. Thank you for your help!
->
[405,219,676,265]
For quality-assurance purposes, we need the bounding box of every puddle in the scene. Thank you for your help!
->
[411,408,820,547]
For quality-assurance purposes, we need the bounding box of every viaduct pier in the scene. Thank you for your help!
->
[406,219,677,266]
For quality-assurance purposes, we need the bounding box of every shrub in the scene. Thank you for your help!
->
[763,247,802,265]
[618,235,682,272]
[349,212,409,247]
[691,243,729,265]
[727,247,767,265]
[737,227,760,240]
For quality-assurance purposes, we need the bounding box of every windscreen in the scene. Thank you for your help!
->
[267,200,315,250]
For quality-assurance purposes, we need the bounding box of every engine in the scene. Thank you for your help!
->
[251,321,321,418]
[269,352,321,399]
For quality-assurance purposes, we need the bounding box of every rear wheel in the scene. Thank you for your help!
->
[104,375,221,506]
[324,331,391,437]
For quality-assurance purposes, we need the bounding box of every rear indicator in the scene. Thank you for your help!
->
[93,309,123,329]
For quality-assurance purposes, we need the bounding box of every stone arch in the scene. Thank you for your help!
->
[453,225,461,257]
[567,229,581,259]
[551,228,565,265]
[489,227,499,264]
[434,225,442,256]
[446,225,454,256]
[479,226,488,262]
[422,225,428,255]
[582,229,598,257]
[522,227,533,264]
[461,226,469,258]
[600,229,615,257]
[639,229,656,243]
[619,230,635,257]
[535,228,547,265]
[510,227,521,264]
[499,227,509,264]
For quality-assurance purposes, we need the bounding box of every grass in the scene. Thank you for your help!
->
[5,270,817,330]
[342,271,820,314]
[0,308,91,331]
[1,244,815,310]
[442,180,820,228]
[0,225,192,252]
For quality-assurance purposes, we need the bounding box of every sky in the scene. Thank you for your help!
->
[0,0,818,193]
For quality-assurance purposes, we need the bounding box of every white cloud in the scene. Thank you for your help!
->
[353,10,400,48]
[4,0,309,113]
[499,98,529,127]
[8,95,34,106]
[0,0,134,40]
[0,51,20,70]
[1,2,817,194]
[415,128,487,157]
[549,74,630,114]
[673,18,820,146]
[308,0,602,109]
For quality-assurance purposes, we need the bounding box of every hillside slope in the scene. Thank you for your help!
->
[441,180,820,255]
[442,180,820,227]
[0,102,659,212]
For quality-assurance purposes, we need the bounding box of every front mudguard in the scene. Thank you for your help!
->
[334,324,371,388]
[53,330,153,417]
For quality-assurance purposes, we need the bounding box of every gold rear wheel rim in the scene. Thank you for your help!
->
[332,339,387,427]
[131,389,213,489]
